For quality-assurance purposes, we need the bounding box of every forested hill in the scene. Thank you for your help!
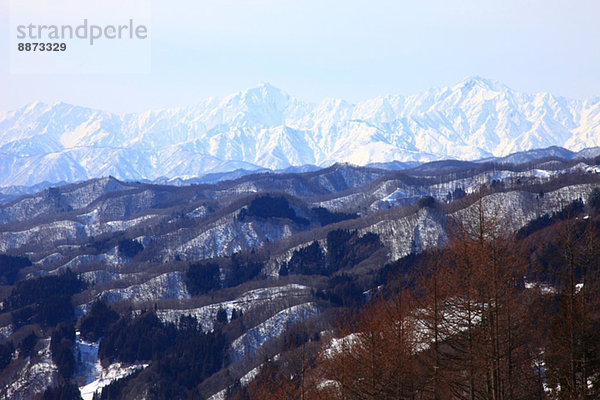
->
[0,154,598,399]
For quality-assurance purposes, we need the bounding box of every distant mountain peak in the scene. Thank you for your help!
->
[1,78,599,187]
[455,76,507,92]
[254,82,280,91]
[240,82,289,99]
[23,100,47,113]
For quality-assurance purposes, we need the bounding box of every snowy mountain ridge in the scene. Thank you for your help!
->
[2,76,600,187]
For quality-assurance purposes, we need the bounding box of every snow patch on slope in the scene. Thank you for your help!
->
[157,284,312,332]
[230,302,320,362]
[103,271,190,304]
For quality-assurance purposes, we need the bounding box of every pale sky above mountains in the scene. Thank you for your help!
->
[1,0,599,113]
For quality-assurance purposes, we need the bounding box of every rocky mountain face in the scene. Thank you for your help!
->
[0,154,599,399]
[2,77,600,187]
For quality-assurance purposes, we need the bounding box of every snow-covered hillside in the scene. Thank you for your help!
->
[0,160,599,399]
[2,77,600,186]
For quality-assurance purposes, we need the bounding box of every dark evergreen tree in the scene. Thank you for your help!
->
[0,341,14,371]
[0,254,31,285]
[80,300,119,342]
[417,195,435,208]
[19,331,38,358]
[237,194,309,225]
[278,262,289,276]
[284,241,327,275]
[98,312,227,398]
[326,229,383,273]
[452,186,467,200]
[311,207,358,226]
[216,307,228,324]
[185,262,221,296]
[51,322,76,380]
[226,254,263,287]
[4,269,84,327]
[317,274,364,307]
[43,383,82,400]
[243,195,296,219]
[99,312,171,364]
[117,238,144,258]
[588,187,600,214]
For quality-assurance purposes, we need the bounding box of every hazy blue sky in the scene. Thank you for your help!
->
[1,0,599,113]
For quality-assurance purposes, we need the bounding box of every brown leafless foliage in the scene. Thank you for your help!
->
[545,217,600,400]
[315,293,420,400]
[309,196,545,400]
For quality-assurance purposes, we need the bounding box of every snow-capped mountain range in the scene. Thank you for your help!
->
[2,76,599,187]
